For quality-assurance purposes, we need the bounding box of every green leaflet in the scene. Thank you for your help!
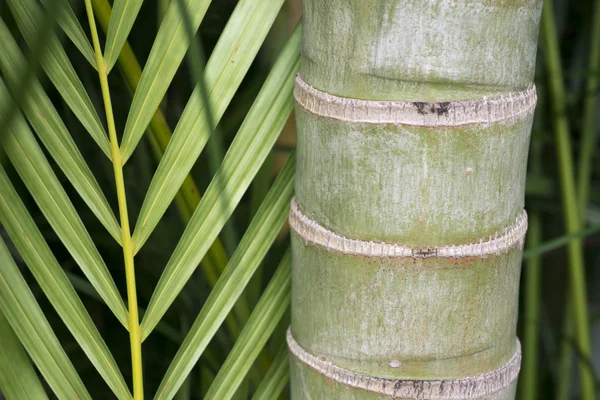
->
[66,272,185,345]
[104,0,143,71]
[251,343,290,400]
[204,251,291,400]
[140,27,300,336]
[40,0,97,67]
[0,237,91,400]
[0,166,131,400]
[0,84,128,328]
[120,0,213,160]
[0,20,121,244]
[90,0,233,295]
[0,0,64,149]
[6,0,110,157]
[0,310,49,400]
[173,0,237,255]
[151,153,295,399]
[132,0,286,247]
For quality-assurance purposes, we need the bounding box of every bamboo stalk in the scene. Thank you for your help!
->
[554,1,600,397]
[541,1,595,399]
[291,1,542,398]
[521,212,542,400]
[83,2,143,398]
[577,0,600,220]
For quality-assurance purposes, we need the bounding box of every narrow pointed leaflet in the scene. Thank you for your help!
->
[153,154,296,399]
[132,0,287,252]
[140,27,300,337]
[0,82,128,328]
[0,166,131,400]
[104,0,144,71]
[0,238,91,400]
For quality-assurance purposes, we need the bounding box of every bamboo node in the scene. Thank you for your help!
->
[287,328,521,399]
[289,197,527,259]
[294,75,537,127]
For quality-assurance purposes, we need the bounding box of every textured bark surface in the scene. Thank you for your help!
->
[290,354,519,400]
[301,0,541,101]
[290,0,542,398]
[291,229,524,380]
[288,330,521,399]
[295,96,533,245]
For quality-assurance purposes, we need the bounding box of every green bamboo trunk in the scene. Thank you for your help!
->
[289,1,542,399]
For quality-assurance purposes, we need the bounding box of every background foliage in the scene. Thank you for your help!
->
[0,0,598,399]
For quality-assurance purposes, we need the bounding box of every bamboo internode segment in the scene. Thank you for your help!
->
[287,329,521,399]
[294,89,533,246]
[290,198,527,258]
[294,75,537,127]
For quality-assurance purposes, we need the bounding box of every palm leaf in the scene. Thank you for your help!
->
[0,20,121,243]
[0,0,64,145]
[132,0,287,248]
[91,0,231,287]
[251,343,290,400]
[0,237,91,400]
[140,27,300,335]
[40,0,97,67]
[103,0,144,71]
[152,152,295,399]
[0,166,131,400]
[1,0,302,398]
[204,250,291,400]
[0,310,49,400]
[6,0,111,156]
[120,0,213,160]
[0,84,128,328]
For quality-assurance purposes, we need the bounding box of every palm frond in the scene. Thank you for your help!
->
[0,83,128,327]
[0,1,301,397]
[0,237,91,400]
[103,0,144,71]
[0,20,121,243]
[140,27,300,334]
[0,166,130,400]
[6,0,110,156]
[0,311,49,400]
[153,152,296,399]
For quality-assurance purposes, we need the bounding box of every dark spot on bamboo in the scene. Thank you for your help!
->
[414,247,437,257]
[413,102,428,115]
[413,101,451,116]
[436,102,451,116]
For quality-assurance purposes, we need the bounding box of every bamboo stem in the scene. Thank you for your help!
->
[577,0,600,221]
[541,1,594,399]
[555,1,600,394]
[556,302,574,400]
[521,212,541,400]
[83,2,143,398]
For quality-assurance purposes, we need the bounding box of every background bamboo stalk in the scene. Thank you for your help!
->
[541,1,595,399]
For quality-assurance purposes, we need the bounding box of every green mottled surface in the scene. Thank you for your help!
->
[301,0,542,101]
[292,0,541,397]
[290,354,519,400]
[296,107,532,245]
[291,233,521,380]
